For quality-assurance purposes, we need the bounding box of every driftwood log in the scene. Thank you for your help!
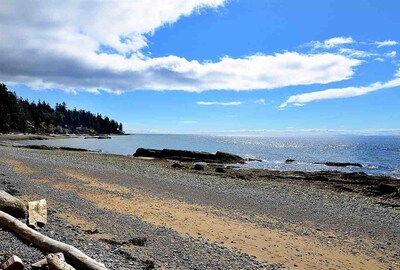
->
[0,190,27,218]
[0,210,109,270]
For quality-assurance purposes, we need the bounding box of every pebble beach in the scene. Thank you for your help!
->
[0,143,399,269]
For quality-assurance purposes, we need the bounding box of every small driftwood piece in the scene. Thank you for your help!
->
[28,199,47,229]
[31,258,48,269]
[0,210,108,270]
[1,255,24,270]
[47,253,76,270]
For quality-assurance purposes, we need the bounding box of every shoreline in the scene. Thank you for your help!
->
[2,133,399,180]
[0,145,399,269]
[2,136,399,207]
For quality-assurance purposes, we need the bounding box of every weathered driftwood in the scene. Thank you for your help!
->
[32,253,76,270]
[28,199,47,229]
[47,253,76,270]
[0,210,109,270]
[0,190,27,218]
[31,258,48,269]
[1,255,24,270]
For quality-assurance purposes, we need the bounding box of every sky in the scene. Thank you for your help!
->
[0,0,399,135]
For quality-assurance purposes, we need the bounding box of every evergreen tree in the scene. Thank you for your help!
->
[0,83,123,134]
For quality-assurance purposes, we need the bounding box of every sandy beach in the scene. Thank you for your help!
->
[0,144,399,269]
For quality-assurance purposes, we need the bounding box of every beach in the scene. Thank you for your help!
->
[0,143,399,269]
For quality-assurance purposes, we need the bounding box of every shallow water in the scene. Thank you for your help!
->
[23,134,400,178]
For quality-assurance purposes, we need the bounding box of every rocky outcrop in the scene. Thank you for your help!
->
[316,162,363,168]
[133,148,245,164]
[0,190,27,218]
[373,184,398,195]
[17,145,90,152]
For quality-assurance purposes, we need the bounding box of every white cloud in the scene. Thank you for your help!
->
[324,37,355,48]
[310,37,355,49]
[197,101,242,106]
[279,69,400,108]
[386,51,397,58]
[375,40,398,48]
[255,99,266,104]
[338,48,376,58]
[0,2,363,93]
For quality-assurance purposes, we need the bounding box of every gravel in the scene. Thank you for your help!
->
[0,145,284,269]
[1,144,399,268]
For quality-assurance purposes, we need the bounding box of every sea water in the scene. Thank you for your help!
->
[23,134,400,178]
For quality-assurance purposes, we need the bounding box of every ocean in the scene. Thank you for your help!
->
[23,134,400,179]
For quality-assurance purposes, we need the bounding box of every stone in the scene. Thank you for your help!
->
[2,255,24,270]
[375,184,398,195]
[28,199,47,229]
[171,163,182,169]
[215,167,226,173]
[316,162,363,168]
[129,237,147,246]
[0,190,27,218]
[194,163,206,171]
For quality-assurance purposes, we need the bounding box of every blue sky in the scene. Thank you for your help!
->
[1,0,399,135]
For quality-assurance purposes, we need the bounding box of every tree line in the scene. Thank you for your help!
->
[0,83,123,134]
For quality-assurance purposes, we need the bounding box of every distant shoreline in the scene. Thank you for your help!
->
[0,133,126,142]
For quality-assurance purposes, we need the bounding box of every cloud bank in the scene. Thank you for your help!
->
[375,40,398,48]
[279,69,400,108]
[0,1,363,93]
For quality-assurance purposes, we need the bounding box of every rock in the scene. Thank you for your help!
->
[129,237,147,246]
[133,148,245,164]
[0,190,27,218]
[317,162,363,168]
[143,260,155,270]
[28,199,47,229]
[59,147,89,152]
[215,151,245,163]
[374,184,398,195]
[194,163,206,171]
[97,135,111,139]
[309,175,329,181]
[133,148,162,158]
[235,173,250,180]
[1,255,24,270]
[24,145,54,150]
[215,167,226,173]
[84,135,111,139]
[246,158,262,162]
[333,185,354,192]
[171,163,182,169]
[344,172,368,180]
[285,159,297,164]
